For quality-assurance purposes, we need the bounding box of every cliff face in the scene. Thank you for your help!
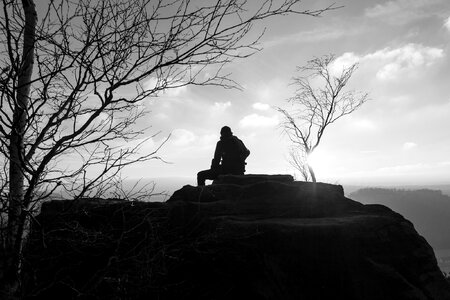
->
[25,175,450,299]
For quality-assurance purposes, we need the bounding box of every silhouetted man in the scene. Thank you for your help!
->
[197,126,250,186]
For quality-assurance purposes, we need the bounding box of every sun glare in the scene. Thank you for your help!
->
[307,151,331,175]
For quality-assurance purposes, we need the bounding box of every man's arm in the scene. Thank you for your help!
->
[238,138,250,159]
[211,141,222,170]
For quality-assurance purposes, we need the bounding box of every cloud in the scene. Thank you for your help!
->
[352,119,378,131]
[255,86,274,103]
[337,44,444,81]
[212,101,231,113]
[402,142,418,150]
[366,0,409,17]
[142,77,188,97]
[198,134,218,147]
[164,85,187,97]
[374,45,443,80]
[445,16,450,31]
[171,129,196,146]
[153,112,169,120]
[341,115,378,133]
[239,114,279,128]
[263,27,361,48]
[365,0,440,24]
[115,136,159,160]
[73,112,110,132]
[143,77,158,91]
[252,102,271,111]
[329,52,360,76]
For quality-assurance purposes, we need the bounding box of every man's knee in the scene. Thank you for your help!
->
[197,169,219,186]
[197,170,210,186]
[198,170,207,178]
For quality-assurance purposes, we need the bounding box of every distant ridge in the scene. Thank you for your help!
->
[350,187,450,250]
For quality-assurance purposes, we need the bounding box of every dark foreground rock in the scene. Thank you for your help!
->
[24,175,450,299]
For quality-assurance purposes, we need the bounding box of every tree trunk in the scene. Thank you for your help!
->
[306,149,317,183]
[307,164,317,183]
[3,0,37,298]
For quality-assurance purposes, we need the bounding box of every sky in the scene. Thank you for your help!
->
[123,0,450,187]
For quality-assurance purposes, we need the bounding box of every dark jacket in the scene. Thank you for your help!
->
[211,135,250,174]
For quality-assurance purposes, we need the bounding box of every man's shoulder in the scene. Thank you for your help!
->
[220,136,244,147]
[228,136,242,146]
[232,136,248,150]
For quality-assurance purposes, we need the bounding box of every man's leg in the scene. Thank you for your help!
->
[197,169,218,186]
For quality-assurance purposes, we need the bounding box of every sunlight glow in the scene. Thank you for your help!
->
[306,151,333,176]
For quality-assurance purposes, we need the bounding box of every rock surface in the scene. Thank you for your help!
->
[25,175,450,299]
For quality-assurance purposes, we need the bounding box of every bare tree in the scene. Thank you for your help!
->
[0,0,335,296]
[278,54,369,182]
[287,146,310,181]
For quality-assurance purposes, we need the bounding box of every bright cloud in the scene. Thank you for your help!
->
[154,112,169,120]
[342,116,378,132]
[263,27,361,48]
[352,119,378,131]
[337,44,444,81]
[198,134,218,147]
[239,114,279,128]
[402,142,418,150]
[365,0,440,24]
[329,52,360,76]
[445,16,450,31]
[212,101,232,113]
[143,77,158,91]
[171,129,196,146]
[164,85,187,97]
[366,0,410,17]
[374,45,443,80]
[252,102,271,111]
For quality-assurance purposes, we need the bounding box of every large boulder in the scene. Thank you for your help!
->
[24,175,450,299]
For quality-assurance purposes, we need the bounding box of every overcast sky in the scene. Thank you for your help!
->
[124,0,450,186]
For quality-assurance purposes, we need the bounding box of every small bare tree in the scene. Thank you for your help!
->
[0,0,335,296]
[287,146,310,181]
[278,54,369,182]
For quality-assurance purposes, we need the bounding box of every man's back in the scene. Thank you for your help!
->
[197,126,250,186]
[218,135,249,174]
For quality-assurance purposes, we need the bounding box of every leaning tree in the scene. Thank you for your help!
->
[278,54,369,182]
[0,0,335,296]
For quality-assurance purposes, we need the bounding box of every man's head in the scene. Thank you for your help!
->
[220,126,233,137]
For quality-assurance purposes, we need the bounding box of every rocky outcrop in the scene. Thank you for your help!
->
[24,175,450,299]
[212,173,295,185]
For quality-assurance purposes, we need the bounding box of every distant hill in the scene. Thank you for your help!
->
[349,188,450,250]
